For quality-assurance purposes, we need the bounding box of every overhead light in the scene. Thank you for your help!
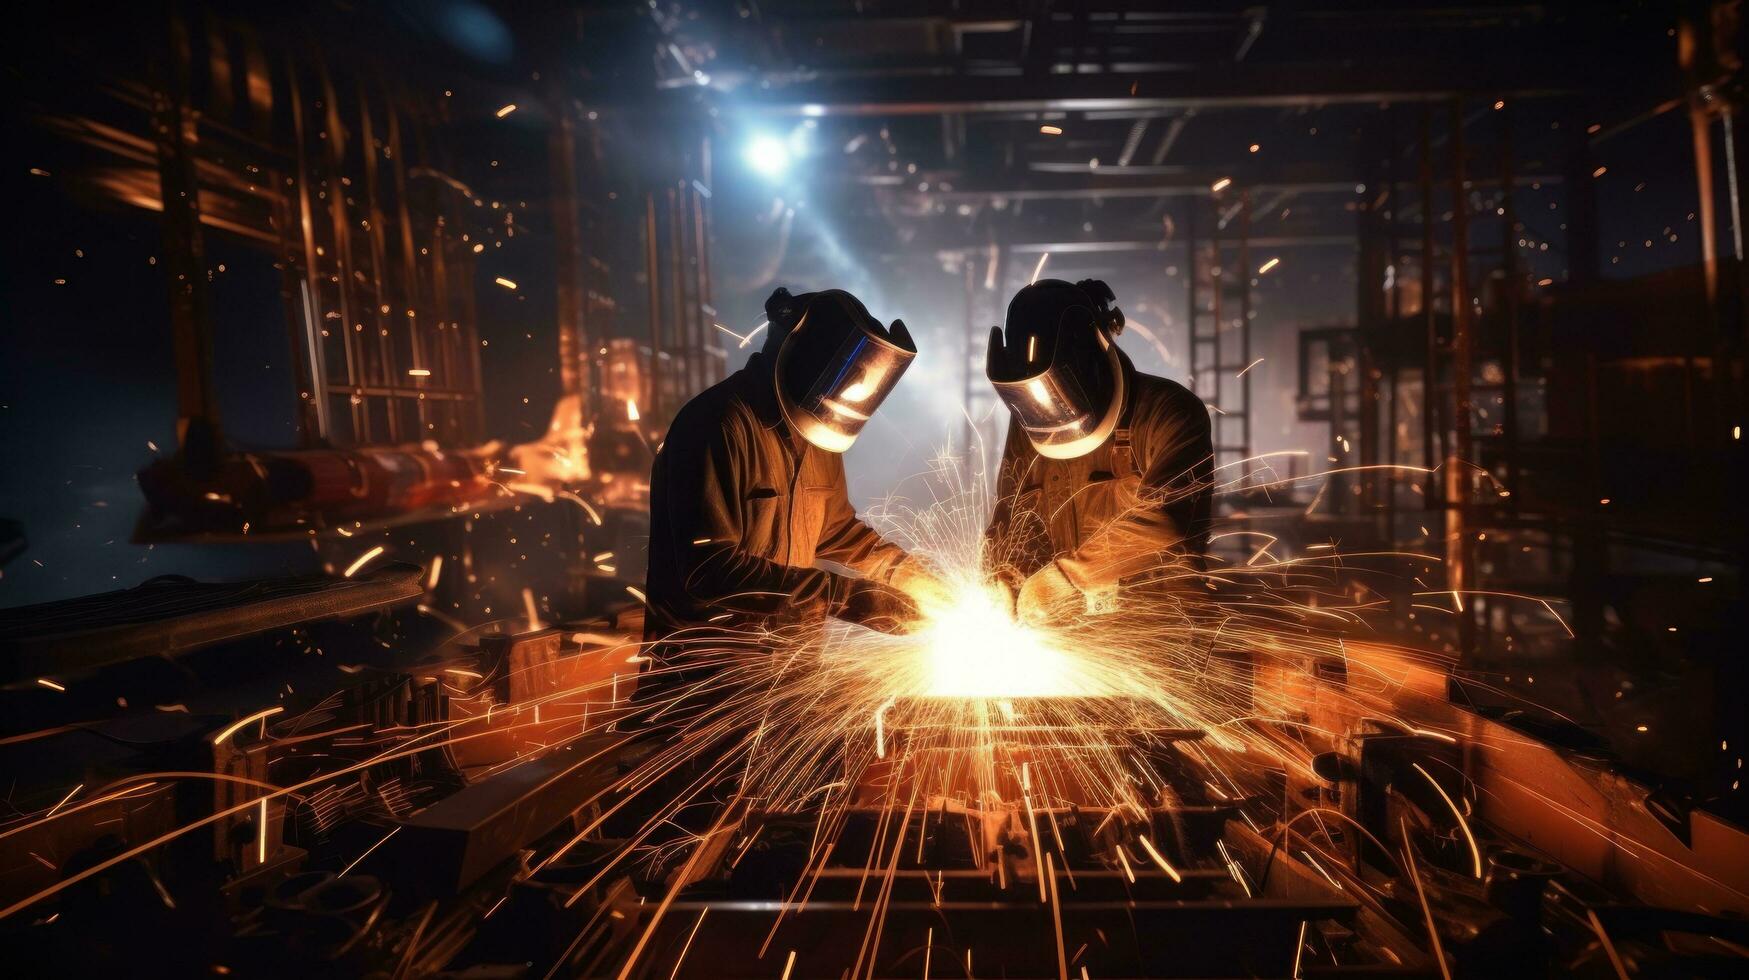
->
[744,135,792,178]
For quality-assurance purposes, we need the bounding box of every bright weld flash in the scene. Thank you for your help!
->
[908,581,1101,698]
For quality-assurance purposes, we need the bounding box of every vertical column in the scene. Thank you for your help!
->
[644,192,664,417]
[1418,107,1441,511]
[154,7,221,469]
[1446,99,1476,661]
[1236,191,1254,482]
[550,96,589,408]
[1499,103,1522,503]
[667,185,691,399]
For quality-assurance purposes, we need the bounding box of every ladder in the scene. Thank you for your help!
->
[1186,190,1254,485]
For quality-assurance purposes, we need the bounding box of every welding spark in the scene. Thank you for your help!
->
[1411,762,1481,878]
[35,678,65,692]
[1030,252,1050,283]
[1138,835,1182,883]
[712,321,769,349]
[46,784,83,818]
[343,546,385,578]
[0,432,1484,980]
[340,826,401,876]
[495,104,517,118]
[1292,919,1309,977]
[522,587,543,632]
[212,707,285,746]
[494,276,518,290]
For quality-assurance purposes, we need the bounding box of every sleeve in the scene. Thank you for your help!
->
[814,454,911,582]
[666,413,851,621]
[1056,387,1214,592]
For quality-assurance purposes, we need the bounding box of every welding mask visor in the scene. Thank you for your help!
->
[987,301,1125,460]
[774,291,916,453]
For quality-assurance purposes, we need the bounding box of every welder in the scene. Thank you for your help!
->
[983,278,1213,625]
[640,287,950,714]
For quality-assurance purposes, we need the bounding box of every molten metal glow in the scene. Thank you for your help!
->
[909,583,1100,698]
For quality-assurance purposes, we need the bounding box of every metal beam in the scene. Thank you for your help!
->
[730,61,1574,117]
[905,174,1557,203]
[997,236,1355,254]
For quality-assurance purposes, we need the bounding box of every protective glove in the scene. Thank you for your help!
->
[830,577,923,635]
[1016,562,1085,626]
[888,559,954,611]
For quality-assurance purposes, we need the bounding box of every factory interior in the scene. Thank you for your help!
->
[1,1,1745,976]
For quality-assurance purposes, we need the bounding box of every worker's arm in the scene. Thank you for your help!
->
[1055,387,1213,592]
[814,455,909,583]
[982,418,1037,567]
[663,413,846,621]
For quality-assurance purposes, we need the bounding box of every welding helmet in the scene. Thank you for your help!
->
[986,279,1127,460]
[766,288,916,453]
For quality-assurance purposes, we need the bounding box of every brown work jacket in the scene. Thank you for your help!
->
[642,354,909,658]
[985,351,1214,592]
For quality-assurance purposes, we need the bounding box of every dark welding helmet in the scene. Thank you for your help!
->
[768,288,916,453]
[986,279,1127,460]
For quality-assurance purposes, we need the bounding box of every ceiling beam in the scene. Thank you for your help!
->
[729,59,1577,117]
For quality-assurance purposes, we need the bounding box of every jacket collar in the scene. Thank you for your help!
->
[740,353,806,453]
[1114,346,1140,431]
[741,353,784,428]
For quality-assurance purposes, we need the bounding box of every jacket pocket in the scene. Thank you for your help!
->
[743,487,785,556]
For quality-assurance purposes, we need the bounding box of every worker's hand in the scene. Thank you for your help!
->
[1017,563,1084,626]
[986,567,1024,618]
[834,579,923,635]
[889,559,954,611]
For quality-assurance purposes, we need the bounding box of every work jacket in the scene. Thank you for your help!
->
[985,350,1214,593]
[640,354,910,697]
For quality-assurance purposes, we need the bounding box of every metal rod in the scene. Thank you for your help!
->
[1446,98,1475,661]
[645,192,665,418]
[667,185,692,398]
[356,83,401,443]
[386,103,432,439]
[549,95,588,403]
[1237,189,1253,482]
[1499,102,1521,504]
[1418,107,1439,511]
[313,57,366,442]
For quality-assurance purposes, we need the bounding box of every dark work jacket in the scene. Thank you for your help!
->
[985,351,1214,591]
[640,354,909,698]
